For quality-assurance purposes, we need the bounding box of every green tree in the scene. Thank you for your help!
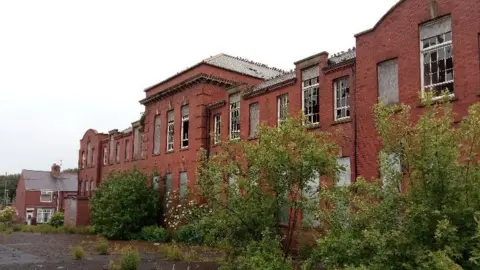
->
[195,114,339,265]
[0,173,20,204]
[89,169,158,239]
[306,96,480,269]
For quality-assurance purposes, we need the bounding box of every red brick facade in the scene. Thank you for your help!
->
[76,0,480,224]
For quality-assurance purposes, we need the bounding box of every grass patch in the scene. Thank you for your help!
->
[119,246,141,270]
[95,237,109,255]
[71,245,85,260]
[158,243,183,261]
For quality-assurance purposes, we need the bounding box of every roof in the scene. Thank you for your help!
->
[244,71,296,98]
[22,170,78,192]
[328,48,356,65]
[145,53,286,92]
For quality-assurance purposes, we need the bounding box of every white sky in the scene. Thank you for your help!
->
[0,0,398,174]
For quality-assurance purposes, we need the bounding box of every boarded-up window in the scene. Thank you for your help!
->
[125,139,130,161]
[109,135,115,164]
[303,171,320,227]
[165,173,172,194]
[180,172,188,199]
[133,127,140,159]
[91,148,95,166]
[115,142,120,163]
[249,103,259,137]
[103,146,107,165]
[336,157,351,186]
[378,59,399,104]
[153,115,161,155]
[86,142,92,167]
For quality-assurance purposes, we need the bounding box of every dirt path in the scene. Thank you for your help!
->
[0,232,219,270]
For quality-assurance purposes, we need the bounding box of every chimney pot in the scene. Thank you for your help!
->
[51,163,61,178]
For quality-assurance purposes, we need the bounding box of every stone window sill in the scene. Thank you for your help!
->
[417,94,457,107]
[247,136,258,141]
[166,150,174,154]
[180,147,189,152]
[331,118,352,126]
[306,123,320,130]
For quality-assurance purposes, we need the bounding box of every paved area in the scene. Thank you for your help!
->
[0,232,219,270]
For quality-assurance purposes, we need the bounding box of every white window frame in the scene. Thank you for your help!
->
[420,18,454,99]
[36,208,54,224]
[302,77,320,125]
[181,105,189,149]
[277,94,289,126]
[40,190,53,202]
[166,110,174,152]
[103,146,107,165]
[334,77,350,121]
[213,114,221,145]
[229,94,241,140]
[153,115,161,155]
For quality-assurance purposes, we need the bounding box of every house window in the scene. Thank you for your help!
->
[336,157,351,186]
[303,171,320,227]
[277,94,289,125]
[81,152,86,169]
[166,110,174,152]
[36,208,54,224]
[302,66,320,125]
[133,127,141,159]
[86,142,92,167]
[103,146,107,165]
[181,105,189,149]
[40,190,53,202]
[213,114,221,145]
[180,172,188,199]
[91,148,95,166]
[334,77,350,120]
[109,135,115,164]
[152,176,159,191]
[125,139,130,161]
[115,142,120,163]
[153,115,161,155]
[249,103,259,138]
[91,180,96,191]
[378,59,399,104]
[420,16,453,98]
[165,173,172,194]
[86,180,90,193]
[380,151,402,190]
[229,93,241,140]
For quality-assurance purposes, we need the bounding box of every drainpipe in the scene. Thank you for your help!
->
[56,191,60,212]
[205,105,212,159]
[352,63,358,180]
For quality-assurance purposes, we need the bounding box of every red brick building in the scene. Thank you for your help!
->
[14,164,77,224]
[75,0,480,224]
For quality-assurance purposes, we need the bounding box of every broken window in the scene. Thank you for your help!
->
[334,77,350,120]
[378,59,399,104]
[181,105,189,148]
[302,66,320,125]
[229,93,240,140]
[277,94,289,126]
[249,103,259,138]
[166,110,174,152]
[213,114,221,144]
[420,16,454,97]
[153,115,161,155]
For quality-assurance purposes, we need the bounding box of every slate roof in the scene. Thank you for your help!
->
[328,48,356,65]
[244,71,296,97]
[203,54,286,80]
[22,170,78,192]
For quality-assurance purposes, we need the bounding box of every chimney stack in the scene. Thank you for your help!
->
[51,163,61,178]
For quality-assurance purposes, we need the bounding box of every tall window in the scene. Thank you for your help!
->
[125,139,130,161]
[165,173,172,195]
[378,59,399,104]
[181,105,189,149]
[380,151,402,191]
[336,157,351,186]
[249,103,259,138]
[334,77,350,120]
[109,135,115,164]
[153,115,161,155]
[133,127,140,159]
[302,66,320,125]
[229,93,241,140]
[103,146,107,165]
[166,110,174,152]
[115,142,120,163]
[91,148,95,166]
[303,171,320,227]
[420,16,453,98]
[277,94,289,125]
[213,114,221,145]
[86,142,92,167]
[180,172,188,199]
[40,190,53,202]
[36,208,54,224]
[81,152,86,169]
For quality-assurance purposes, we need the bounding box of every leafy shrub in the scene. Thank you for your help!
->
[137,226,169,242]
[173,224,203,245]
[72,246,85,260]
[12,224,22,232]
[95,237,109,255]
[90,169,158,239]
[158,244,183,261]
[48,212,64,227]
[119,246,141,270]
[0,207,15,224]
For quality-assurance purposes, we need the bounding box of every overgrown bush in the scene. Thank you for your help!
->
[89,169,158,239]
[0,207,14,225]
[173,224,204,245]
[119,246,141,270]
[137,226,169,242]
[71,246,85,260]
[48,212,64,227]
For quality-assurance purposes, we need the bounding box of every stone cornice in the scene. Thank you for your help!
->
[243,78,296,99]
[323,58,356,74]
[206,100,226,110]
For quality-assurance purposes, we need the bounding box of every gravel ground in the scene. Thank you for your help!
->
[0,232,219,270]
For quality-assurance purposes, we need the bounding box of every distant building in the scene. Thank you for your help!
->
[14,164,77,224]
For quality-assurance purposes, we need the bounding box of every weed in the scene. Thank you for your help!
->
[183,249,200,262]
[95,237,109,255]
[120,246,141,270]
[71,245,85,260]
[158,243,183,261]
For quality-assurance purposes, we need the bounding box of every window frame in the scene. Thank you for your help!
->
[277,94,289,126]
[153,115,161,155]
[125,139,130,161]
[333,77,350,121]
[40,190,53,203]
[336,156,352,186]
[36,208,54,224]
[181,105,189,149]
[249,102,259,138]
[302,76,320,125]
[213,114,221,145]
[115,142,121,163]
[166,110,174,152]
[229,93,241,140]
[103,146,107,165]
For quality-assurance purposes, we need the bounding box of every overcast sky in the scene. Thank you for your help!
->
[0,0,398,174]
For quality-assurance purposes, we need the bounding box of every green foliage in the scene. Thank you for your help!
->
[0,174,20,203]
[95,237,109,255]
[173,224,204,245]
[137,226,169,242]
[119,246,141,270]
[307,100,480,269]
[48,212,64,227]
[158,243,183,261]
[71,245,85,260]
[0,206,15,224]
[89,169,158,239]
